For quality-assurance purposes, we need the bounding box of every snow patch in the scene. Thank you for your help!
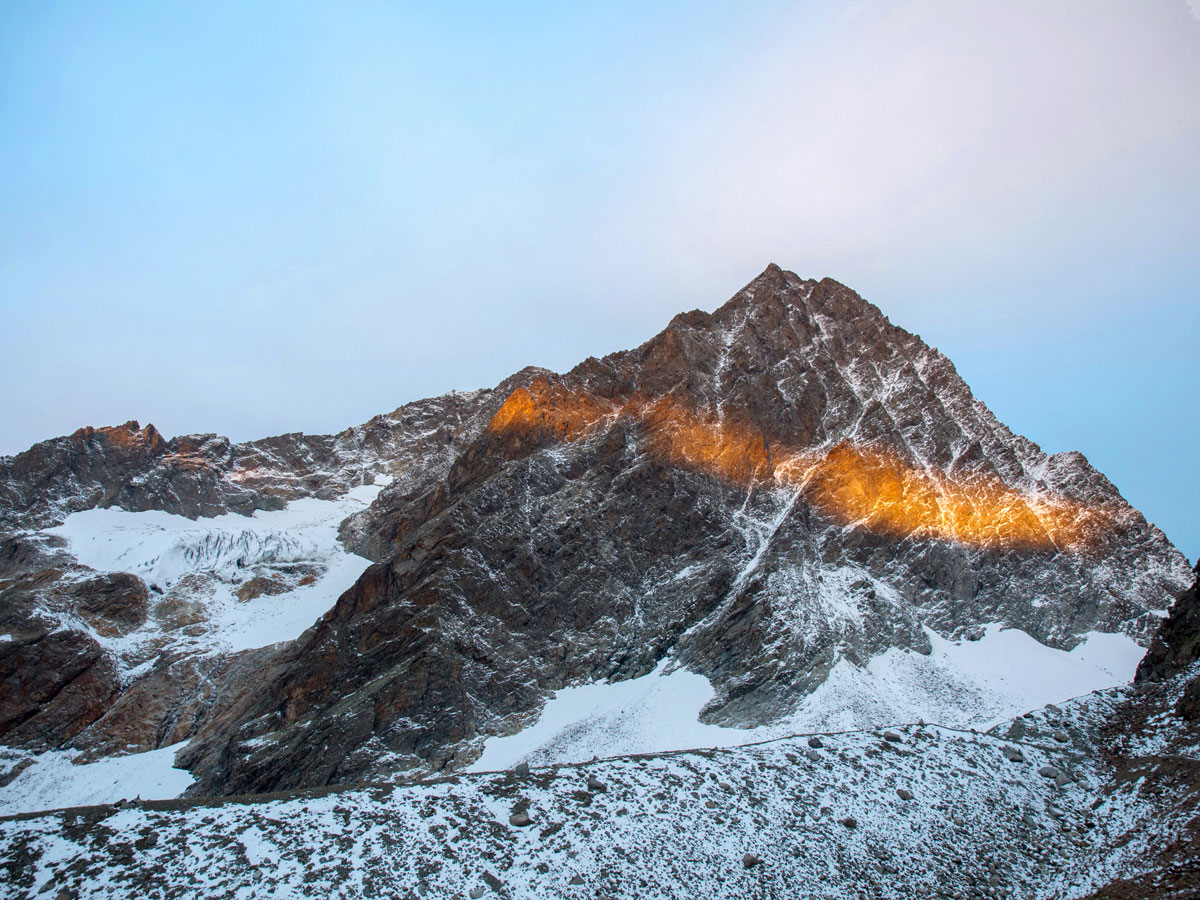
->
[786,625,1145,733]
[470,625,1146,769]
[469,663,755,771]
[0,746,194,816]
[44,483,384,653]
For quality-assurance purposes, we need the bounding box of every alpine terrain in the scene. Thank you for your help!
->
[0,266,1195,899]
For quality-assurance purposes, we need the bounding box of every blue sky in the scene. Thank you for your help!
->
[1,0,1197,561]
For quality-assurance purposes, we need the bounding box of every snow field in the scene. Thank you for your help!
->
[470,624,1145,771]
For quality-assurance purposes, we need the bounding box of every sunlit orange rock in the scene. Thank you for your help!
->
[488,376,615,443]
[486,381,1113,552]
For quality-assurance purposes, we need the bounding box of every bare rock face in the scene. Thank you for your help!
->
[69,573,149,637]
[1136,561,1200,724]
[1136,562,1200,683]
[172,266,1189,796]
[0,628,119,747]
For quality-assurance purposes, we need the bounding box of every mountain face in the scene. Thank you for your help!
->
[0,266,1190,805]
[4,590,1199,900]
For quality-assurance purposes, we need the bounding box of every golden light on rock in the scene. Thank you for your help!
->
[486,378,1114,551]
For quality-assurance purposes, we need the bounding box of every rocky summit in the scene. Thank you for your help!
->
[0,266,1195,898]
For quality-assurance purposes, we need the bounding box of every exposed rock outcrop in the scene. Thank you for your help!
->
[1137,561,1200,683]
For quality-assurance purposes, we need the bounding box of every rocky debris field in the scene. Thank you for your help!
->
[3,671,1197,900]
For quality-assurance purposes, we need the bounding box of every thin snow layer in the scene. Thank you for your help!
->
[0,747,193,817]
[0,714,1167,900]
[788,625,1145,734]
[472,625,1144,770]
[470,663,752,772]
[44,480,387,653]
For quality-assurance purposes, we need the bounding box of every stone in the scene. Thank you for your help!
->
[1138,562,1200,682]
[841,816,857,829]
[1003,747,1025,763]
[897,788,913,801]
[742,853,761,869]
[0,628,121,748]
[586,775,606,792]
[568,874,585,885]
[883,731,902,743]
[509,811,533,827]
[807,737,824,748]
[0,758,33,788]
[1038,766,1060,779]
[469,888,484,899]
[70,573,150,637]
[806,749,822,762]
[513,762,530,777]
[1052,730,1070,743]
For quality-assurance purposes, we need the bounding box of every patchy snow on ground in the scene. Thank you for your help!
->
[0,482,392,819]
[44,480,387,653]
[0,706,1172,900]
[471,625,1146,770]
[0,747,193,817]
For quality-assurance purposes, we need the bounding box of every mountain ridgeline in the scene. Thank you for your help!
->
[0,266,1190,800]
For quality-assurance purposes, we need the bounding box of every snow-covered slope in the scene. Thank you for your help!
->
[0,747,193,818]
[4,672,1196,900]
[45,479,389,655]
[469,625,1146,771]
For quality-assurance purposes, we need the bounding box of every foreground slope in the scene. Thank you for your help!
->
[3,666,1197,900]
[7,563,1198,898]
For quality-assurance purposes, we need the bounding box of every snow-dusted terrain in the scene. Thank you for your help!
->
[0,481,392,816]
[470,625,1145,772]
[44,478,389,655]
[4,677,1193,900]
[0,616,1145,816]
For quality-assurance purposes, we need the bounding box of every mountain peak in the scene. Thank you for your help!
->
[0,266,1189,807]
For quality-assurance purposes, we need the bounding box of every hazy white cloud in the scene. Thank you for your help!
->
[642,0,1200,304]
